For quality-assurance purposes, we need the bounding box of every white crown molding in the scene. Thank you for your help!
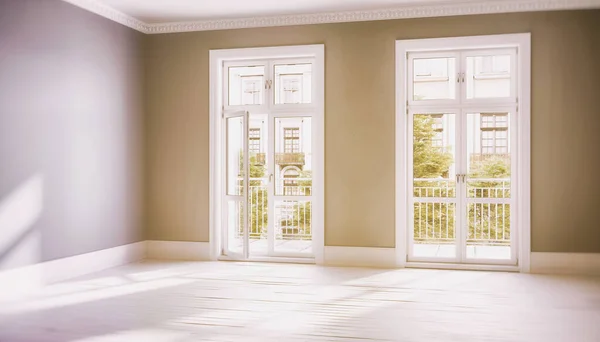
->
[144,0,600,34]
[61,0,149,33]
[62,0,600,34]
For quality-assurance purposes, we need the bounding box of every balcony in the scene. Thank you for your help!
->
[231,180,313,254]
[275,152,305,166]
[413,178,511,260]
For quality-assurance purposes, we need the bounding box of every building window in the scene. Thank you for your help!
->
[481,113,508,154]
[284,128,300,153]
[283,167,300,195]
[249,128,261,154]
[283,179,299,195]
[242,77,261,104]
[281,74,301,104]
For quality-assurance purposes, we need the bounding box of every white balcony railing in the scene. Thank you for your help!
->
[413,178,510,246]
[236,178,312,241]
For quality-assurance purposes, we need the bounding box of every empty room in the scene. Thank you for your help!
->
[1,0,600,341]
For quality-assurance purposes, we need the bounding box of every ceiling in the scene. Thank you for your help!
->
[97,0,459,23]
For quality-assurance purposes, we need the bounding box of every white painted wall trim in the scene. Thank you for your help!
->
[531,253,600,276]
[146,241,211,261]
[0,241,145,300]
[61,0,600,34]
[145,0,600,34]
[61,0,148,33]
[1,243,597,301]
[323,247,397,268]
[406,262,520,272]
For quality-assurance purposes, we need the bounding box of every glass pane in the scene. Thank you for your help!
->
[466,203,511,260]
[275,117,312,196]
[413,114,456,198]
[412,113,457,259]
[248,114,268,256]
[274,200,312,254]
[466,55,511,99]
[228,66,264,106]
[274,64,312,104]
[226,200,243,255]
[466,113,511,199]
[413,57,456,101]
[248,184,268,256]
[413,203,456,258]
[466,112,511,260]
[226,116,244,196]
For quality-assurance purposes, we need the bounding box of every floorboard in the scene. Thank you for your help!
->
[1,261,599,341]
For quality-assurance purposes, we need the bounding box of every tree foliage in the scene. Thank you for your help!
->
[412,115,453,179]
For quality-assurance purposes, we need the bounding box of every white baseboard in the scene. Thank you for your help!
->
[530,252,600,276]
[323,246,396,268]
[2,244,596,299]
[146,240,210,261]
[0,241,145,300]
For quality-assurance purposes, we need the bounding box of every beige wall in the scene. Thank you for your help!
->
[145,10,600,253]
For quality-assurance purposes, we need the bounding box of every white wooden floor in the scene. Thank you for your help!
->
[1,261,599,342]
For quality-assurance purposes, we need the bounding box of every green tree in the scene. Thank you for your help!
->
[469,154,510,179]
[249,155,268,238]
[298,170,312,196]
[412,115,453,179]
[238,153,268,239]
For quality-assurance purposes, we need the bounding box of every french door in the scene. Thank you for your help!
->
[221,58,316,260]
[407,48,518,265]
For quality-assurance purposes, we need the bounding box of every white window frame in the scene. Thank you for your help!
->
[223,60,269,111]
[461,48,518,105]
[271,58,315,110]
[408,51,461,106]
[210,45,325,264]
[396,34,531,272]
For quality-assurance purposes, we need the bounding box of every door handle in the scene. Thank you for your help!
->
[269,174,273,183]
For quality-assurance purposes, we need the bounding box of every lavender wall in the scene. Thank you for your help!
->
[0,0,145,270]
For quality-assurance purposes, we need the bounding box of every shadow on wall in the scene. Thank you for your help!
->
[0,174,44,294]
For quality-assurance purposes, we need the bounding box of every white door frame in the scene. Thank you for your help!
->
[209,45,325,264]
[395,34,531,272]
